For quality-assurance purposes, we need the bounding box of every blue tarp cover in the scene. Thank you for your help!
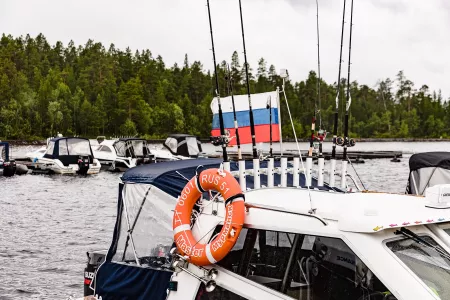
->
[95,261,172,300]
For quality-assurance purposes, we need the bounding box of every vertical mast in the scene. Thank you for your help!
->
[207,0,228,163]
[238,0,258,159]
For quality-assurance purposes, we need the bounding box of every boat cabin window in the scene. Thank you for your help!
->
[212,226,395,300]
[59,140,68,155]
[131,140,145,156]
[45,141,55,155]
[195,283,247,300]
[387,235,450,299]
[98,145,112,152]
[438,223,450,236]
[67,139,91,156]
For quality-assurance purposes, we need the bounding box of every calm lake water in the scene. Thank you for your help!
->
[0,142,449,299]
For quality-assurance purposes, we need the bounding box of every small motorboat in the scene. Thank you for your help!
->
[0,142,16,177]
[391,155,401,162]
[350,156,365,164]
[93,138,154,172]
[159,134,205,161]
[32,137,100,175]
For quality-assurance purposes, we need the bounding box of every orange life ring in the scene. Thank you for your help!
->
[173,168,245,266]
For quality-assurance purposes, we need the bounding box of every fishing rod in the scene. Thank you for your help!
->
[226,64,242,160]
[238,0,260,189]
[306,111,316,187]
[339,0,356,190]
[329,0,347,188]
[315,0,325,187]
[238,0,257,160]
[206,0,229,169]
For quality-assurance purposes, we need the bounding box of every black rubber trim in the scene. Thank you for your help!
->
[225,193,245,206]
[196,173,206,193]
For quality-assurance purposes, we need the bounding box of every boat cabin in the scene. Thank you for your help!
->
[43,137,94,166]
[86,158,450,300]
[406,152,450,195]
[113,138,152,159]
[164,134,203,158]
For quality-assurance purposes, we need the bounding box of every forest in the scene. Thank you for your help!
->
[0,33,449,141]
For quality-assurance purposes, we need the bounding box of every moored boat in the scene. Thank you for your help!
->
[32,137,100,175]
[93,138,154,172]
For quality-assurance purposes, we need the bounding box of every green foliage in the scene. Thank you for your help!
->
[0,34,449,140]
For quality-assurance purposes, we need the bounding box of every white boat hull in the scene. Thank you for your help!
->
[32,158,101,175]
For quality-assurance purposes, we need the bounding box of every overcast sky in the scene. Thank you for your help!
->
[1,0,449,98]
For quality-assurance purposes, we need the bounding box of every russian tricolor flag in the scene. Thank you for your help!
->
[211,91,280,146]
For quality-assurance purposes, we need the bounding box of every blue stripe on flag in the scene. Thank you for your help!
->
[212,108,279,129]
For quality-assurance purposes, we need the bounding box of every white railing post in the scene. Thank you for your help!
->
[329,158,336,187]
[253,158,260,189]
[239,160,246,191]
[306,157,313,187]
[293,157,300,187]
[318,157,325,186]
[281,157,288,187]
[340,160,348,190]
[267,157,274,188]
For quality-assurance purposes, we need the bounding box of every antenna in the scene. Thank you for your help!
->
[206,0,228,165]
[238,0,258,159]
[316,0,322,132]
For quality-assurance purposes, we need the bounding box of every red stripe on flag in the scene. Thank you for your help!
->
[211,125,280,146]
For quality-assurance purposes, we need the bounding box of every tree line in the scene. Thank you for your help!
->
[0,33,449,141]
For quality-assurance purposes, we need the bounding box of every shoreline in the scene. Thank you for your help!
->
[2,137,450,146]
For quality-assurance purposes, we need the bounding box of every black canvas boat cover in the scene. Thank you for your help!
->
[409,152,450,171]
[43,137,93,166]
[163,134,203,158]
[407,152,450,195]
[113,138,150,158]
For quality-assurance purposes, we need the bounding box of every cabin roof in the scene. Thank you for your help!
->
[244,188,450,233]
[117,138,147,142]
[49,137,90,143]
[409,152,450,171]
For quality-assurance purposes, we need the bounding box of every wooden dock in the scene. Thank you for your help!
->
[210,150,402,161]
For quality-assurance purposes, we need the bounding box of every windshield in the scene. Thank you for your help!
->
[186,137,200,156]
[387,235,450,299]
[66,139,91,156]
[438,223,450,237]
[114,140,145,158]
[131,140,144,156]
[45,141,55,155]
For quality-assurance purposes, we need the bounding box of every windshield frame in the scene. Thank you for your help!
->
[383,232,450,299]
